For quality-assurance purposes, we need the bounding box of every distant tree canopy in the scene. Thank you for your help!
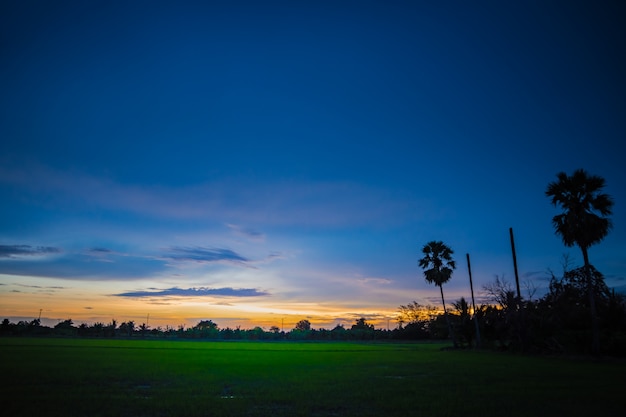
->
[269,325,280,333]
[54,319,74,329]
[397,302,438,326]
[294,319,311,331]
[351,318,374,331]
[194,320,218,330]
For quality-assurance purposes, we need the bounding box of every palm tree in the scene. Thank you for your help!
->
[545,169,614,354]
[419,240,457,346]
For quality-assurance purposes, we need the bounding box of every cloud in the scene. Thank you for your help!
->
[0,164,427,228]
[247,251,285,266]
[0,250,166,281]
[357,277,393,285]
[227,224,265,241]
[341,312,393,321]
[0,244,61,258]
[112,287,269,298]
[162,246,249,265]
[264,252,285,261]
[83,247,118,263]
[14,283,66,290]
[87,247,113,254]
[0,242,261,281]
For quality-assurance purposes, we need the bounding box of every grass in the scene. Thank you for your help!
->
[1,337,624,416]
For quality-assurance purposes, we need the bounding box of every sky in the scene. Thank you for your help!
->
[1,0,625,330]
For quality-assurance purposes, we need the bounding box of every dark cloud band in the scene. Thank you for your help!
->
[163,246,249,264]
[0,244,61,258]
[113,287,268,298]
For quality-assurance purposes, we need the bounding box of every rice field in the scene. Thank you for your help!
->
[0,337,623,417]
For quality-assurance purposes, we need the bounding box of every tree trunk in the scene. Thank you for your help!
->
[582,246,600,355]
[439,285,457,347]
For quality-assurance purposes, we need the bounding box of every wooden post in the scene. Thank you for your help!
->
[509,227,522,300]
[466,253,481,348]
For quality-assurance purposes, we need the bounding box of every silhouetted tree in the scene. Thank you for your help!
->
[330,324,347,340]
[452,297,473,347]
[54,319,76,336]
[1,318,13,335]
[139,322,149,338]
[191,319,218,338]
[105,319,117,337]
[483,275,517,310]
[118,321,135,337]
[396,302,439,339]
[269,325,280,334]
[294,319,311,331]
[247,326,265,340]
[481,275,526,350]
[195,319,218,330]
[350,318,375,339]
[546,169,614,354]
[419,240,457,346]
[397,301,438,325]
[351,318,374,330]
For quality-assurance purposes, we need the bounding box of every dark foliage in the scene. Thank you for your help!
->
[475,266,626,355]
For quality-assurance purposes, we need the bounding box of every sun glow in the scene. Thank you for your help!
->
[0,273,404,330]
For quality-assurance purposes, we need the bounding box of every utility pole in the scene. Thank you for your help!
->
[466,253,481,348]
[509,227,522,300]
[509,227,527,351]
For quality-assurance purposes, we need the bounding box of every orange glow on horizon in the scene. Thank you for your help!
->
[1,274,462,331]
[0,279,402,330]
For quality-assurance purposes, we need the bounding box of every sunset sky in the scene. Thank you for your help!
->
[1,1,624,330]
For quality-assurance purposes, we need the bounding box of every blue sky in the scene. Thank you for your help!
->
[1,1,624,329]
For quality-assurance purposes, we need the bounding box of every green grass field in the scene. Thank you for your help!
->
[1,338,623,417]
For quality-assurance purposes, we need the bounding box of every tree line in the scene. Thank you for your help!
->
[0,317,391,341]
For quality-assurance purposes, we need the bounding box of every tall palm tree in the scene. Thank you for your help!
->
[419,240,457,346]
[545,169,613,354]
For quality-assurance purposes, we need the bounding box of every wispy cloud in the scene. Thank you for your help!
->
[161,246,249,265]
[87,247,113,254]
[113,287,269,298]
[227,224,265,241]
[82,247,119,263]
[0,164,426,228]
[0,248,166,281]
[0,244,61,258]
[356,277,393,285]
[0,240,270,281]
[13,283,66,290]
